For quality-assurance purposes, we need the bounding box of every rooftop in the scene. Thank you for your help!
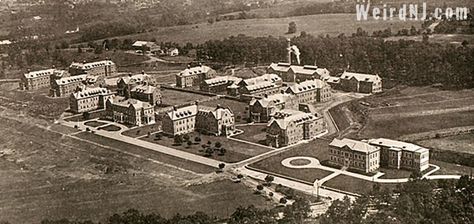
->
[72,87,112,100]
[55,75,88,86]
[177,65,212,77]
[70,60,115,70]
[368,138,429,153]
[340,71,381,82]
[166,104,198,121]
[269,110,317,129]
[330,138,380,154]
[286,79,328,94]
[24,69,56,79]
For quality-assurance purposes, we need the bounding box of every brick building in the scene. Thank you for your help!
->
[200,76,242,93]
[130,84,161,106]
[285,79,333,104]
[339,71,382,94]
[116,73,151,97]
[329,138,380,173]
[69,87,113,114]
[69,60,117,84]
[105,96,155,126]
[268,63,330,82]
[175,65,216,88]
[266,110,325,147]
[19,69,56,90]
[227,74,283,97]
[50,75,88,97]
[196,105,235,136]
[249,93,296,123]
[368,138,430,171]
[162,104,198,136]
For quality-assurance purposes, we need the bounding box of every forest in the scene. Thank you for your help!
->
[196,30,474,89]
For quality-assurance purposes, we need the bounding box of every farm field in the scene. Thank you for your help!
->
[416,133,474,155]
[249,139,333,183]
[339,87,474,139]
[0,116,272,223]
[139,132,271,163]
[92,14,423,45]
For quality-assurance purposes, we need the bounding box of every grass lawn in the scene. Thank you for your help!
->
[201,98,250,124]
[249,139,333,183]
[160,89,212,106]
[431,160,473,176]
[122,122,162,138]
[323,175,399,195]
[416,133,474,155]
[379,168,414,179]
[233,124,267,145]
[360,110,474,139]
[97,125,122,132]
[64,110,106,122]
[84,120,108,128]
[74,131,215,174]
[328,104,351,131]
[140,132,271,163]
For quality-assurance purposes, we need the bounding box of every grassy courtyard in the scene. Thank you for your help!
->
[160,89,212,106]
[233,124,268,145]
[140,132,271,163]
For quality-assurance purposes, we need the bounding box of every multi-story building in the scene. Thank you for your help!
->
[268,63,330,82]
[322,76,341,89]
[329,138,380,173]
[175,65,216,88]
[200,76,242,93]
[50,75,88,97]
[116,73,151,97]
[249,93,296,123]
[19,68,56,90]
[285,79,333,104]
[368,138,430,171]
[130,84,161,106]
[266,110,325,148]
[227,74,283,97]
[69,87,114,114]
[339,71,383,94]
[196,105,235,136]
[105,96,155,126]
[162,104,198,136]
[69,60,117,84]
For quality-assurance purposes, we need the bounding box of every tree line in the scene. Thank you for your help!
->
[196,31,474,89]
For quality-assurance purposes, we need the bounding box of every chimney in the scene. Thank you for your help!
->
[264,94,268,98]
[173,106,177,111]
[83,60,86,64]
[187,64,191,69]
[287,38,291,65]
[128,73,132,77]
[216,104,222,109]
[141,70,145,75]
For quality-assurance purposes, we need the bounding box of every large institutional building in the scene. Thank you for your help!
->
[227,73,283,97]
[266,109,325,148]
[19,69,56,90]
[69,60,117,81]
[105,96,155,126]
[368,138,430,171]
[249,93,296,123]
[69,87,113,113]
[268,63,330,82]
[329,138,381,173]
[285,79,333,104]
[162,104,236,137]
[339,71,383,94]
[175,65,216,88]
[200,76,241,93]
[50,74,89,97]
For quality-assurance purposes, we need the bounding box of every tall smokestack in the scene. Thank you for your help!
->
[287,38,291,64]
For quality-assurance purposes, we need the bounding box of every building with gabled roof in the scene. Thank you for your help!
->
[105,96,155,126]
[196,105,235,136]
[116,73,151,97]
[176,65,216,88]
[162,104,198,136]
[130,84,161,106]
[69,60,117,84]
[329,138,380,173]
[340,71,382,94]
[368,138,430,171]
[266,109,325,148]
[285,79,333,104]
[322,76,341,89]
[228,73,283,97]
[50,74,88,97]
[20,68,56,90]
[268,63,330,82]
[249,93,296,123]
[69,87,114,113]
[200,76,242,93]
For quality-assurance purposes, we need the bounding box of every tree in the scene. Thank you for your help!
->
[279,197,287,204]
[288,22,297,34]
[77,46,83,53]
[186,140,193,148]
[194,136,201,142]
[218,163,225,169]
[183,134,190,142]
[215,142,222,149]
[265,175,274,185]
[256,185,264,192]
[174,135,183,145]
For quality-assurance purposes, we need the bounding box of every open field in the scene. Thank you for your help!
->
[139,132,271,163]
[336,87,474,139]
[249,139,333,183]
[89,14,423,45]
[160,89,213,106]
[431,160,473,176]
[201,98,249,124]
[417,133,474,155]
[0,116,273,223]
[385,34,474,47]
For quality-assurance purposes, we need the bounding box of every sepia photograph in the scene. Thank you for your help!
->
[0,0,473,223]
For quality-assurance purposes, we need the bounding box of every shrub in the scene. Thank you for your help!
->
[280,197,287,204]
